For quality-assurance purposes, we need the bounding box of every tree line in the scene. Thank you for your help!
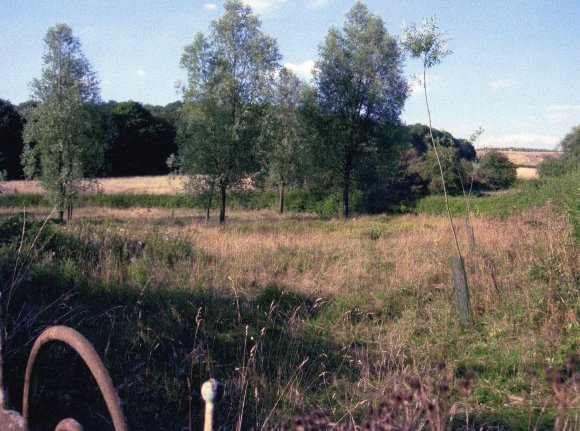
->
[0,1,520,222]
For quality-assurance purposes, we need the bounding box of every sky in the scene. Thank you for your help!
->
[1,0,578,149]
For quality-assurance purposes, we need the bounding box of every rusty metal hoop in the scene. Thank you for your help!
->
[22,325,128,431]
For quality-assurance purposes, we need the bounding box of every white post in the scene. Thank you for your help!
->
[201,379,222,431]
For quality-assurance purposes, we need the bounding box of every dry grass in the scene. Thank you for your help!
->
[2,202,576,429]
[0,175,189,195]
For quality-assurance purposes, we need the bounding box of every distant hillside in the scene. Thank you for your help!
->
[476,149,563,180]
[476,149,562,167]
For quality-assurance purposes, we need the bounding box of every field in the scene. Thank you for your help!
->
[0,173,578,430]
[0,175,190,195]
[516,167,540,179]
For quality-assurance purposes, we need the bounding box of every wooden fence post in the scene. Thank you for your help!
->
[464,217,475,250]
[201,379,223,431]
[450,255,473,324]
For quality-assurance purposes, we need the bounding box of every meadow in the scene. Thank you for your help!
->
[0,173,578,430]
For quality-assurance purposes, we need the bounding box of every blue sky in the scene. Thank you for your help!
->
[1,0,578,149]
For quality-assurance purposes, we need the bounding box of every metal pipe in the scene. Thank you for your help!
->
[22,326,128,431]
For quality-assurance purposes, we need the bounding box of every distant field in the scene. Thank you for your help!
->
[1,175,189,195]
[476,149,562,166]
[516,166,539,179]
[476,149,562,180]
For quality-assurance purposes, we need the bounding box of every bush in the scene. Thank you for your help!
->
[475,150,517,190]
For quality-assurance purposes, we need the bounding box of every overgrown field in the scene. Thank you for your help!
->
[0,176,578,430]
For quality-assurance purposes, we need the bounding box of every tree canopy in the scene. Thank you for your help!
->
[0,99,25,180]
[105,101,176,176]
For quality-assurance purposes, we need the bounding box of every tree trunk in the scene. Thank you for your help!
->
[450,255,473,325]
[58,210,64,222]
[206,183,214,223]
[278,183,285,215]
[219,186,226,224]
[67,202,73,221]
[343,165,351,220]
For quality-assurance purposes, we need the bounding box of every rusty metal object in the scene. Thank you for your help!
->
[201,379,222,431]
[22,326,127,431]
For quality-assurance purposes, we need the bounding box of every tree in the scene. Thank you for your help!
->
[538,125,580,178]
[421,145,469,195]
[475,150,516,190]
[402,17,473,324]
[106,101,176,176]
[407,124,475,161]
[559,125,580,158]
[314,1,407,219]
[179,0,280,223]
[401,17,462,254]
[0,99,25,180]
[261,67,308,214]
[22,23,102,221]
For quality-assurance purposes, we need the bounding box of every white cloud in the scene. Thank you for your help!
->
[408,75,442,96]
[203,3,217,11]
[306,0,333,9]
[136,69,146,77]
[479,134,559,150]
[488,79,516,90]
[547,104,580,124]
[408,79,423,95]
[243,0,286,14]
[284,59,316,81]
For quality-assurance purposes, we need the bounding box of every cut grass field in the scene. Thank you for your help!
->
[0,175,578,429]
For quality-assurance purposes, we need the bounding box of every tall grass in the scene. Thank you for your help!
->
[0,197,577,429]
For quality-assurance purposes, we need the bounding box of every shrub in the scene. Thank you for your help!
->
[475,150,517,190]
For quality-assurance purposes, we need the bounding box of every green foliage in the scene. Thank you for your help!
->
[0,99,25,179]
[102,101,177,176]
[475,149,517,190]
[401,16,452,69]
[538,125,580,178]
[559,124,580,158]
[22,23,103,221]
[420,145,469,195]
[260,68,311,213]
[406,123,476,160]
[415,170,579,230]
[314,1,407,219]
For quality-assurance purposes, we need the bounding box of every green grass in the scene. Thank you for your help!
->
[0,189,348,215]
[414,170,580,239]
